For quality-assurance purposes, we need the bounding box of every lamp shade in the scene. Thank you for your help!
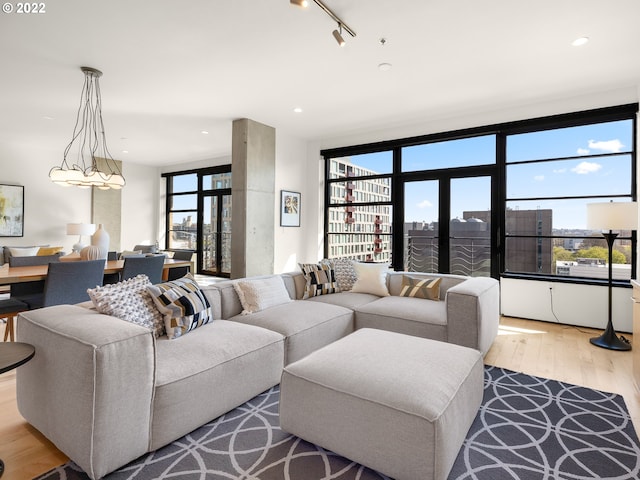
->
[586,202,638,231]
[66,223,96,236]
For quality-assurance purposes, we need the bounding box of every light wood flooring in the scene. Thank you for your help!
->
[0,316,639,480]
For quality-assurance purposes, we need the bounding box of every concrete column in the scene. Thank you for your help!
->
[231,118,276,278]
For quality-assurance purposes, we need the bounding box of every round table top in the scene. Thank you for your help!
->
[0,342,35,375]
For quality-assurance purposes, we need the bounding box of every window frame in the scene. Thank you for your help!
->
[321,103,638,286]
[162,165,232,274]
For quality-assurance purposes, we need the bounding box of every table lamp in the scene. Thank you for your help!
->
[586,201,638,351]
[67,223,96,253]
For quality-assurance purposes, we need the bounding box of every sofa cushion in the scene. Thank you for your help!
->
[306,291,380,310]
[399,275,441,300]
[147,274,213,339]
[229,300,354,364]
[88,274,165,337]
[152,320,284,450]
[233,275,292,314]
[299,261,340,299]
[355,296,448,342]
[351,262,390,296]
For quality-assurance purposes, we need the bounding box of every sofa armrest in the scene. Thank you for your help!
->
[446,277,500,354]
[16,305,156,480]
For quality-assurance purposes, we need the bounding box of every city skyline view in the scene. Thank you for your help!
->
[342,119,633,231]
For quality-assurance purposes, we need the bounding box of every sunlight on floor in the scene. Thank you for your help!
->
[497,324,548,336]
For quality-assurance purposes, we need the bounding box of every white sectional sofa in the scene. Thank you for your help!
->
[16,269,499,479]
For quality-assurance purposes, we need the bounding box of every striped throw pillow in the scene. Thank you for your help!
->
[299,261,340,299]
[147,274,213,339]
[399,275,441,301]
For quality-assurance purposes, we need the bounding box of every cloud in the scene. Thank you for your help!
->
[577,148,590,155]
[534,175,544,181]
[571,161,602,174]
[587,139,624,153]
[417,200,433,208]
[553,168,567,174]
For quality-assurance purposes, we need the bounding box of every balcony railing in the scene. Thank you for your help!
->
[406,235,491,277]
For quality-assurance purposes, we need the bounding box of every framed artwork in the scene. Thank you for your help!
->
[280,190,301,227]
[0,184,24,237]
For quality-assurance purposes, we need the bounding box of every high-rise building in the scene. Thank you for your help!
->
[327,158,392,262]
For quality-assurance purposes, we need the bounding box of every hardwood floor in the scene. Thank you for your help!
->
[0,316,638,479]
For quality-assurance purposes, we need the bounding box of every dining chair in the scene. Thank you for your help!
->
[167,250,193,281]
[121,255,165,285]
[0,298,29,341]
[8,253,58,300]
[16,260,105,310]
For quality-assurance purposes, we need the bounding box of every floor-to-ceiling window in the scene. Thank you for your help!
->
[322,104,637,283]
[163,165,232,277]
[505,118,635,280]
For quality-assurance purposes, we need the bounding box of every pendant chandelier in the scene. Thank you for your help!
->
[49,66,125,190]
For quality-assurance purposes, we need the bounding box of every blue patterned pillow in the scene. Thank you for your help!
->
[147,274,213,339]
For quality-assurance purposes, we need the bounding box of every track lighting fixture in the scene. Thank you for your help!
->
[290,0,356,46]
[332,25,345,47]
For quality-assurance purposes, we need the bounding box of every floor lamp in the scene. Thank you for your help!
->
[586,201,638,351]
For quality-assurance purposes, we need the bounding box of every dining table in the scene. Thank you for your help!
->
[0,259,192,286]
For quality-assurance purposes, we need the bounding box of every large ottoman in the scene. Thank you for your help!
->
[279,328,484,480]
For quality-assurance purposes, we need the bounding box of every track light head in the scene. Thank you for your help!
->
[290,0,309,7]
[332,25,345,47]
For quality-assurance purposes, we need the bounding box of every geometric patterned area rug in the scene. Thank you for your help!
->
[35,366,640,480]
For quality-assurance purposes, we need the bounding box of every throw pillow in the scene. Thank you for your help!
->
[87,274,165,337]
[37,246,63,256]
[324,257,357,292]
[351,262,391,297]
[233,276,293,314]
[299,261,340,299]
[147,274,213,340]
[399,275,442,301]
[9,246,40,257]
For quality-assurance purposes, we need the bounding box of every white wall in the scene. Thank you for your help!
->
[120,161,160,249]
[274,134,320,273]
[0,139,159,253]
[1,142,93,251]
[501,277,633,333]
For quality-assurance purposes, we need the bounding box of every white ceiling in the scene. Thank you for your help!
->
[1,0,639,167]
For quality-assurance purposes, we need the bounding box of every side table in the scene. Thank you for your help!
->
[0,342,35,478]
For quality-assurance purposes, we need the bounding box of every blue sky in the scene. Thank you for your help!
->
[348,120,632,230]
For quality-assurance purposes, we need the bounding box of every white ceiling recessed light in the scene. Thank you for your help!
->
[294,107,303,113]
[122,150,129,154]
[42,115,54,120]
[201,130,209,135]
[572,36,589,46]
[378,63,392,71]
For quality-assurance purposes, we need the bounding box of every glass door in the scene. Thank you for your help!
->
[201,193,232,277]
[404,180,439,272]
[449,176,491,276]
[403,175,493,276]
